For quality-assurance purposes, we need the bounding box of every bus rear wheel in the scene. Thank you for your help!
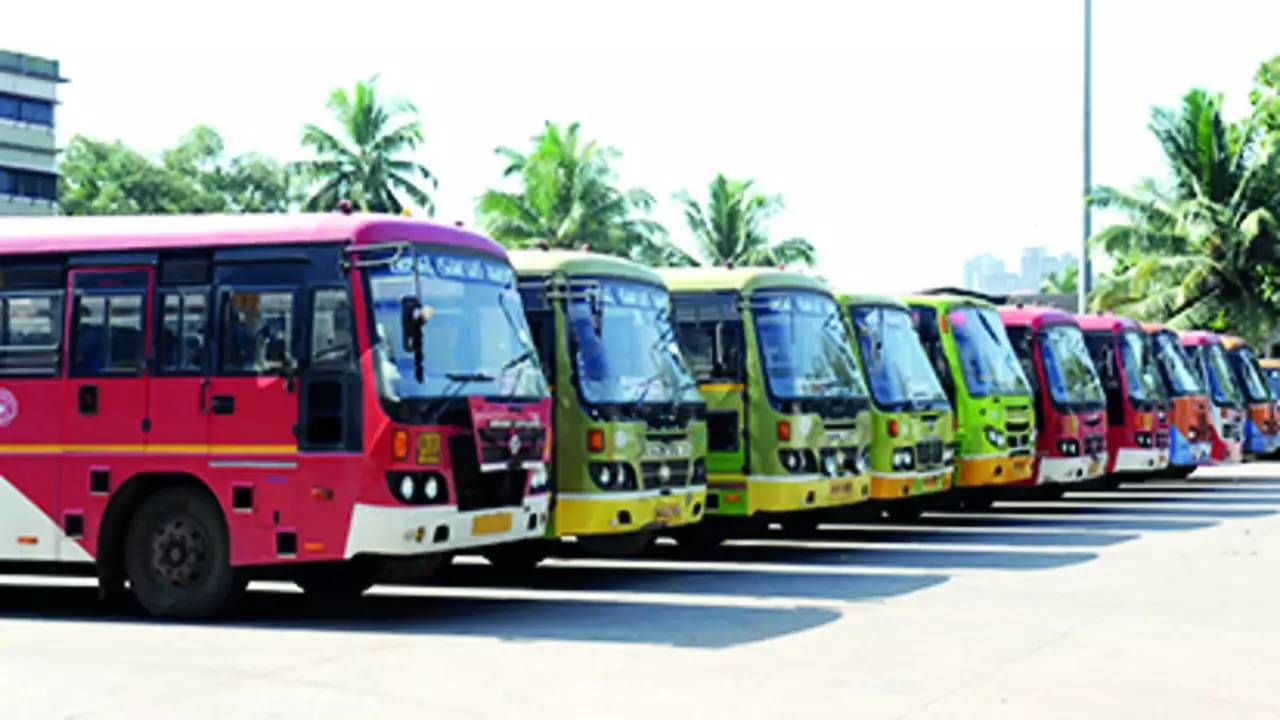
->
[124,487,245,619]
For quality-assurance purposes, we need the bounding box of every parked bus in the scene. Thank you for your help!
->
[901,294,1035,508]
[1260,358,1280,429]
[0,214,553,617]
[1220,335,1278,457]
[999,306,1108,494]
[1143,323,1213,476]
[662,268,872,541]
[841,294,954,519]
[492,250,706,565]
[1077,314,1169,478]
[1179,331,1245,464]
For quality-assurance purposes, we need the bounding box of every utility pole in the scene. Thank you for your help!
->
[1079,0,1093,313]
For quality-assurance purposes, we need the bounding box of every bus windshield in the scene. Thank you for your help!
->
[567,278,702,407]
[752,290,868,401]
[1231,347,1272,403]
[1265,367,1280,400]
[1041,324,1106,408]
[850,305,947,409]
[948,306,1029,398]
[1152,332,1203,397]
[366,248,547,403]
[1120,331,1162,403]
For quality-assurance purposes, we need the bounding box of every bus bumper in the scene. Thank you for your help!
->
[1037,455,1106,485]
[553,487,706,536]
[870,467,953,499]
[956,455,1032,487]
[1112,447,1169,474]
[1167,427,1212,466]
[1243,422,1277,455]
[745,473,872,514]
[342,495,551,558]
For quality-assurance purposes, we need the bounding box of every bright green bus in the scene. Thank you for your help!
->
[660,267,873,541]
[491,250,707,566]
[841,294,955,519]
[901,294,1035,506]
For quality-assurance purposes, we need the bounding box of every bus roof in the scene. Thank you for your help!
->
[1259,357,1280,370]
[0,213,505,259]
[657,267,830,295]
[1219,335,1249,351]
[1075,313,1141,334]
[898,293,996,311]
[1178,329,1221,347]
[838,292,908,311]
[1141,321,1173,335]
[508,249,663,286]
[997,305,1075,330]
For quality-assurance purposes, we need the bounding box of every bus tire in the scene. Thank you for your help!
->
[484,543,549,573]
[296,560,376,602]
[124,487,245,619]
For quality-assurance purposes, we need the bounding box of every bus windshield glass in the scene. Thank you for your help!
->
[567,278,702,407]
[1152,332,1203,397]
[851,305,947,409]
[751,290,868,401]
[366,249,547,402]
[1265,367,1280,400]
[1120,331,1162,403]
[1040,324,1106,408]
[1232,347,1272,403]
[948,306,1029,397]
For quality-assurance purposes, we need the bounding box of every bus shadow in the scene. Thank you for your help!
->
[1062,493,1280,507]
[909,513,1217,533]
[982,503,1274,520]
[0,583,840,649]
[441,562,948,602]
[642,542,1097,571]
[1114,485,1280,496]
[803,526,1138,548]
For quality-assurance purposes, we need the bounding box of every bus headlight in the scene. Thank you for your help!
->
[423,476,441,500]
[942,444,956,464]
[891,448,915,471]
[399,475,415,501]
[822,453,840,477]
[985,426,1004,448]
[386,472,450,505]
[529,465,549,493]
[589,462,637,491]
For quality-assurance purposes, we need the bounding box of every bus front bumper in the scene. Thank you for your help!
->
[1168,427,1212,467]
[870,467,953,500]
[956,454,1033,487]
[553,487,706,536]
[1112,447,1169,474]
[705,473,871,515]
[342,495,551,558]
[1036,455,1106,485]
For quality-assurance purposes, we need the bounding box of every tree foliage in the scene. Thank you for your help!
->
[298,77,436,215]
[674,174,815,267]
[59,126,295,215]
[1041,263,1079,294]
[477,121,670,261]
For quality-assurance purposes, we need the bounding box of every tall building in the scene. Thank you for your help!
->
[0,50,64,215]
[962,247,1078,295]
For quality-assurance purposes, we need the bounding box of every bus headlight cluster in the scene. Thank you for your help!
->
[1135,431,1153,448]
[1057,439,1081,457]
[821,453,841,478]
[777,449,815,474]
[891,447,916,471]
[529,465,550,493]
[385,471,449,505]
[984,426,1004,448]
[589,462,638,491]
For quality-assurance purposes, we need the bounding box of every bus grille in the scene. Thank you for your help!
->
[641,460,689,489]
[476,426,545,466]
[916,439,944,467]
[1084,434,1105,455]
[449,434,527,511]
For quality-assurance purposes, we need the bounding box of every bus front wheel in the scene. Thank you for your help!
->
[124,487,245,619]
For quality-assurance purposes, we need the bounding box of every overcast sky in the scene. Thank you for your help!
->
[5,0,1279,292]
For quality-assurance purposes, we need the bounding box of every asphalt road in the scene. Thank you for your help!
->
[2,464,1278,719]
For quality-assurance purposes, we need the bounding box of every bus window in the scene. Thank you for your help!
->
[220,290,295,375]
[0,294,62,375]
[309,288,354,369]
[72,294,145,376]
[158,291,208,374]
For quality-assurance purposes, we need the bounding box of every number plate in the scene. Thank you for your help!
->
[922,475,938,488]
[654,502,682,523]
[1088,459,1102,476]
[830,480,854,497]
[471,512,513,536]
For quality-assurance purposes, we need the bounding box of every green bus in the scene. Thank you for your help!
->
[660,267,873,541]
[842,294,956,519]
[492,250,707,566]
[901,294,1035,506]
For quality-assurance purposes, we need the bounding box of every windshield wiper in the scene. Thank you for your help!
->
[426,374,491,425]
[446,372,495,383]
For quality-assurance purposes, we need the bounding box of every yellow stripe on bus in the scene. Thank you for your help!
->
[698,383,745,392]
[0,444,299,455]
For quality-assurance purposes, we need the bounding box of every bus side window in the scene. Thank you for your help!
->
[72,294,145,376]
[309,288,354,369]
[220,290,296,375]
[523,311,555,384]
[158,290,208,374]
[912,305,955,404]
[0,293,62,376]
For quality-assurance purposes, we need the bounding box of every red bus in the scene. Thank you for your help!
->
[1076,314,1169,477]
[999,306,1108,494]
[0,214,552,617]
[1179,330,1244,464]
[1142,323,1212,477]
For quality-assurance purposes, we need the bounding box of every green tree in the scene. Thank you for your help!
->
[1250,55,1280,145]
[674,174,815,267]
[1088,89,1280,343]
[477,121,668,260]
[299,77,436,215]
[59,127,295,215]
[1040,264,1079,294]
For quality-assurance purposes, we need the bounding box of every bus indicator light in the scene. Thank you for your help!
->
[776,420,791,442]
[587,429,605,453]
[392,429,410,461]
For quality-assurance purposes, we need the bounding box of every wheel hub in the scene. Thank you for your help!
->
[151,518,209,588]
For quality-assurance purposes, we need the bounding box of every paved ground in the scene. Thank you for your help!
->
[2,465,1279,719]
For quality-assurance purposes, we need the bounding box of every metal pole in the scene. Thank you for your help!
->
[1080,0,1093,313]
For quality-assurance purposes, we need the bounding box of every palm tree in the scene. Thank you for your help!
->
[477,122,668,260]
[674,174,815,267]
[1040,264,1079,294]
[299,77,436,214]
[1088,89,1280,343]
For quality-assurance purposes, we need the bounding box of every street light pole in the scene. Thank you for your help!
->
[1080,0,1093,313]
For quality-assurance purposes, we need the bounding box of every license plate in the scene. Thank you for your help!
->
[830,480,854,496]
[471,512,513,536]
[922,475,938,488]
[654,503,682,522]
[1013,458,1031,473]
[1088,459,1102,475]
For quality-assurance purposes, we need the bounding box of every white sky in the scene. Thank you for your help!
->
[4,0,1279,292]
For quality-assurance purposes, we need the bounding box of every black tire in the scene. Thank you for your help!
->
[124,487,245,619]
[295,560,376,602]
[484,542,550,572]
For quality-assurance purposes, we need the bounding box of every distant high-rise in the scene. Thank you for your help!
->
[0,50,64,216]
[962,247,1078,295]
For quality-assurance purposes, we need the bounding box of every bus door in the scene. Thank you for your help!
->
[62,267,153,558]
